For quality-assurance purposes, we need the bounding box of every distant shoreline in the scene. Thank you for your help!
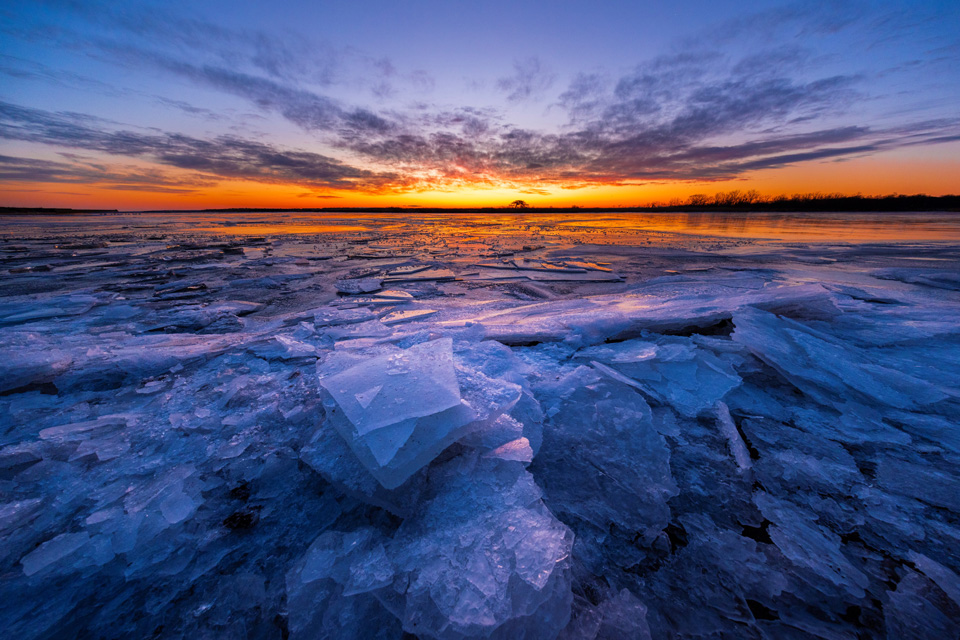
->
[2,194,959,216]
[0,207,120,216]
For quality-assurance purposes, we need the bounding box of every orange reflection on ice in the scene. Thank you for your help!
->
[197,224,370,235]
[555,212,960,243]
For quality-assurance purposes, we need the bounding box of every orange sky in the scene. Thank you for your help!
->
[2,143,958,211]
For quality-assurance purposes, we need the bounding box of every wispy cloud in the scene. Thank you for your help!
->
[0,153,214,193]
[0,102,399,192]
[497,57,556,103]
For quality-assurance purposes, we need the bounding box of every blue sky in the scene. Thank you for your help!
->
[1,0,958,207]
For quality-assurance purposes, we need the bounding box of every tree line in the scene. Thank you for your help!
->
[647,192,960,212]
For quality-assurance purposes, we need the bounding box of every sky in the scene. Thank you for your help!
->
[0,0,958,209]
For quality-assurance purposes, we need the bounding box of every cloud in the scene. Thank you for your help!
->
[556,73,609,121]
[0,54,125,96]
[331,51,874,186]
[0,153,213,193]
[0,102,401,192]
[496,57,556,103]
[682,1,862,48]
[45,1,341,86]
[152,97,223,121]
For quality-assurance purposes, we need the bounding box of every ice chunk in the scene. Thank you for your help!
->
[382,268,455,282]
[755,492,869,598]
[512,259,587,273]
[373,289,414,300]
[579,337,740,417]
[0,334,72,393]
[0,445,43,477]
[380,308,437,325]
[21,531,90,576]
[382,457,574,639]
[325,319,393,341]
[885,569,960,639]
[316,338,523,489]
[300,424,428,516]
[286,528,401,639]
[531,366,677,573]
[314,307,380,327]
[271,334,318,358]
[527,270,622,282]
[158,490,197,524]
[715,402,751,472]
[484,437,534,463]
[69,437,131,462]
[387,265,431,275]
[333,295,398,307]
[564,260,613,272]
[908,551,960,608]
[459,412,531,455]
[38,415,128,442]
[562,589,652,640]
[321,338,461,435]
[732,307,948,411]
[876,457,960,511]
[336,277,382,294]
[0,293,99,326]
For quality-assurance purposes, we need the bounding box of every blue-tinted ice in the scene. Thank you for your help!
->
[2,218,959,639]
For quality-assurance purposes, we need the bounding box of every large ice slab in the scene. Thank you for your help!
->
[317,337,523,489]
[578,336,741,416]
[321,338,461,435]
[531,365,678,574]
[732,307,949,412]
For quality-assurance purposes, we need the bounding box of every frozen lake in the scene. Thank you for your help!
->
[4,209,960,243]
[2,210,960,638]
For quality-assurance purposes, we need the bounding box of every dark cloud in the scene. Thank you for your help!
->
[556,73,609,121]
[126,53,347,132]
[86,43,404,142]
[730,144,879,172]
[0,153,212,193]
[0,102,400,192]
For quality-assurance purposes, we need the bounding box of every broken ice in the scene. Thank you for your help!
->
[2,213,960,639]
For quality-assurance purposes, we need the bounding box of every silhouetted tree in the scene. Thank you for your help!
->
[509,200,529,209]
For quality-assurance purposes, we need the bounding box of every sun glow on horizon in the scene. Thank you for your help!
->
[4,148,958,212]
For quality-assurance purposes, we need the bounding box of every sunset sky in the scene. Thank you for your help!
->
[1,0,958,209]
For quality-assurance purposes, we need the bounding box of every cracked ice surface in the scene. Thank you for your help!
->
[2,211,960,639]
